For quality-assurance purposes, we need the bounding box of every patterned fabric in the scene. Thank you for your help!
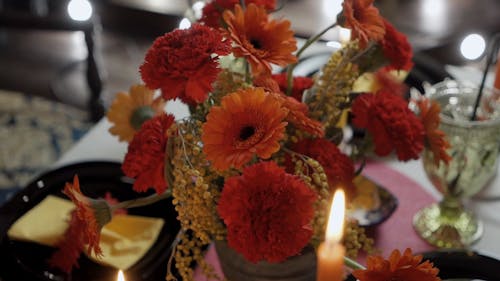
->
[0,90,90,204]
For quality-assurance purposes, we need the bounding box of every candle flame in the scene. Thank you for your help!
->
[117,270,125,281]
[325,189,345,243]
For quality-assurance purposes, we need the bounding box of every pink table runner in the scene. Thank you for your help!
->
[194,160,436,280]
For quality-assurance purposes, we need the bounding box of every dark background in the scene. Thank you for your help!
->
[1,0,499,119]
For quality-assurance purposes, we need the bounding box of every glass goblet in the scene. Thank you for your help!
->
[413,80,500,248]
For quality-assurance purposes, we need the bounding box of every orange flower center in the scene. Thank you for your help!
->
[130,106,155,130]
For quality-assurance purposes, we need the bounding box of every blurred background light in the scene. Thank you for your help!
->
[67,0,93,21]
[326,41,342,49]
[179,18,192,29]
[460,33,486,60]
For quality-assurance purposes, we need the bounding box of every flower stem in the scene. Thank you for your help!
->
[286,23,338,96]
[112,189,172,211]
[344,256,366,270]
[245,60,251,84]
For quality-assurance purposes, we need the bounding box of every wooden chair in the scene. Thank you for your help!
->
[0,0,104,122]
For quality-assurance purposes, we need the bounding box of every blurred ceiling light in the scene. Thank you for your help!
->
[460,33,486,60]
[419,0,447,35]
[179,18,192,30]
[67,0,93,21]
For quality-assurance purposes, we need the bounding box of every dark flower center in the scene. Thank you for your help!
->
[250,39,262,49]
[239,126,255,141]
[130,106,156,130]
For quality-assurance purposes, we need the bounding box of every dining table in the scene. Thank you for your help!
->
[43,40,500,278]
[52,92,500,264]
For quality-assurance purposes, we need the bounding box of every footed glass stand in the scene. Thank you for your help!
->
[413,197,483,248]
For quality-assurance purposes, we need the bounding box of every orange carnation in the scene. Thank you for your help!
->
[339,0,385,48]
[202,87,288,171]
[223,3,297,75]
[353,248,441,281]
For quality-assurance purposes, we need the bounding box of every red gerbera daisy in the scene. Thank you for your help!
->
[380,19,414,71]
[353,248,441,281]
[416,98,451,166]
[352,90,425,161]
[272,73,314,102]
[217,161,317,263]
[122,113,175,194]
[200,0,277,28]
[140,24,231,105]
[49,176,111,273]
[202,87,288,171]
[339,0,385,48]
[223,3,297,75]
[288,138,356,194]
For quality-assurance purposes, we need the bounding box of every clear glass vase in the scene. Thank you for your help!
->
[413,80,500,248]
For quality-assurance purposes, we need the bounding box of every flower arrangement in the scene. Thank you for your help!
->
[48,0,450,280]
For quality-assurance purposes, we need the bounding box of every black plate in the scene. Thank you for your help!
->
[348,177,398,227]
[0,161,180,281]
[346,250,500,281]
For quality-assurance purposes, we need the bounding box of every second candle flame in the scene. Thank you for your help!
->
[325,189,345,243]
[117,270,125,281]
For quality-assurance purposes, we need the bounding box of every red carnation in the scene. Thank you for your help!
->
[352,91,425,161]
[140,24,230,105]
[217,161,316,263]
[288,138,356,195]
[272,73,314,102]
[200,0,276,28]
[122,113,175,194]
[379,19,413,71]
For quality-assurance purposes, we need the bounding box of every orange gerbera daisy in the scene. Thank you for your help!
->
[49,175,112,273]
[106,84,165,142]
[416,98,451,166]
[202,87,288,171]
[223,3,297,75]
[339,0,385,48]
[353,248,441,281]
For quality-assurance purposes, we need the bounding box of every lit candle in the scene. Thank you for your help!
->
[117,270,126,281]
[316,189,346,281]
